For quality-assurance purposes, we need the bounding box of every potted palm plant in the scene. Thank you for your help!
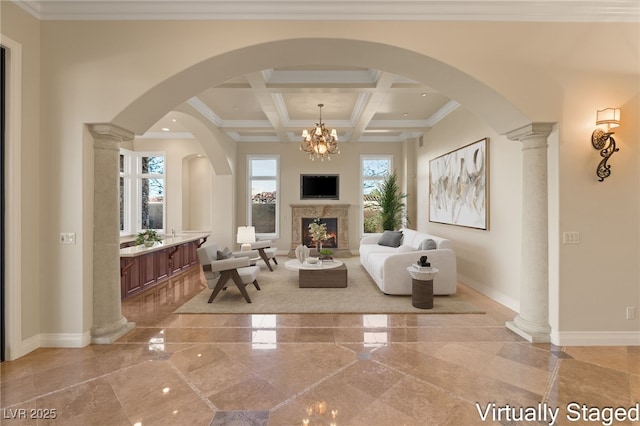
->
[376,171,408,231]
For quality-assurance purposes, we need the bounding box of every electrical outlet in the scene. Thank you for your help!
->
[60,232,76,244]
[562,232,580,244]
[626,307,636,320]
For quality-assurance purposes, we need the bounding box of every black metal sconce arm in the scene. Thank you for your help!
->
[591,128,619,182]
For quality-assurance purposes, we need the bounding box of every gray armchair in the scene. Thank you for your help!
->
[249,240,278,271]
[196,243,261,303]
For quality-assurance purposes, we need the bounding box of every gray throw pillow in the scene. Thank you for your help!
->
[216,247,233,260]
[378,230,403,247]
[418,238,437,250]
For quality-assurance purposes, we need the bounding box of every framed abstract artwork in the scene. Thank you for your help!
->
[429,138,489,230]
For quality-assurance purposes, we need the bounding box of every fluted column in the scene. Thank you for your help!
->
[88,123,136,343]
[506,123,553,343]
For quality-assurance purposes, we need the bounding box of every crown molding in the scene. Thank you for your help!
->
[12,1,640,22]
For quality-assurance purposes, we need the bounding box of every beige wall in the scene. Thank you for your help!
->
[419,108,523,310]
[1,2,639,357]
[182,156,213,231]
[558,88,640,337]
[1,2,42,357]
[236,141,405,254]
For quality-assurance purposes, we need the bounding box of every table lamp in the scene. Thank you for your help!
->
[237,226,256,251]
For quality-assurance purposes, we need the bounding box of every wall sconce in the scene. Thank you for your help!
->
[591,108,621,182]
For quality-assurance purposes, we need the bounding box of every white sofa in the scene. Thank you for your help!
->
[359,228,457,295]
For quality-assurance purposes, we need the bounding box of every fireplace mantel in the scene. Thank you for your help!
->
[289,204,351,257]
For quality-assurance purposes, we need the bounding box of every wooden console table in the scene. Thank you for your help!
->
[119,233,209,299]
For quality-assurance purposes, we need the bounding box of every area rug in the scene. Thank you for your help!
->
[175,257,484,315]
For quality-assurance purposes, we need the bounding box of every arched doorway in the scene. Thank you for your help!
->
[113,38,531,135]
[94,38,551,344]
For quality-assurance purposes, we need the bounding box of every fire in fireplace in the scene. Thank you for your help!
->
[302,218,338,248]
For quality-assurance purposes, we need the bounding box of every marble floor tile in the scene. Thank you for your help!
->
[211,410,269,426]
[2,266,638,426]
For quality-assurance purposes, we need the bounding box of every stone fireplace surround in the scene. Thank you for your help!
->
[289,204,351,257]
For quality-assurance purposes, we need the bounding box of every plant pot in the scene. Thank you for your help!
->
[144,241,155,247]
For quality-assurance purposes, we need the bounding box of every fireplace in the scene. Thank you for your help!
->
[289,204,351,257]
[302,218,338,248]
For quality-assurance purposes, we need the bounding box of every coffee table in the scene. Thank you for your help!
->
[284,259,347,288]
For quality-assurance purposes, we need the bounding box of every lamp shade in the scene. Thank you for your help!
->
[596,108,621,129]
[236,226,256,244]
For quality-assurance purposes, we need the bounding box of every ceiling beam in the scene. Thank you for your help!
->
[349,72,397,143]
[244,72,290,143]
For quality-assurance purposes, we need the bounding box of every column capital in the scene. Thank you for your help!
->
[88,123,135,143]
[506,123,554,142]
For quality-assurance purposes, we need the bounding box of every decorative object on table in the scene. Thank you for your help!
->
[414,255,431,271]
[429,137,489,230]
[591,108,621,182]
[374,170,409,231]
[295,244,310,263]
[306,257,319,264]
[308,218,328,252]
[237,225,256,251]
[418,256,430,267]
[319,248,333,260]
[135,229,162,247]
[300,103,339,162]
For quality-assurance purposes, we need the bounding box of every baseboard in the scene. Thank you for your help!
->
[458,275,640,347]
[39,331,92,348]
[551,331,640,346]
[7,334,40,360]
[457,273,520,312]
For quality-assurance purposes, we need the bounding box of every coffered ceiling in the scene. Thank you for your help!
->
[12,0,638,143]
[144,67,457,143]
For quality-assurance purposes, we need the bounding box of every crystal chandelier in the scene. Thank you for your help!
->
[300,104,339,161]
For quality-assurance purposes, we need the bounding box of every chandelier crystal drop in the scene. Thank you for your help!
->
[300,103,340,162]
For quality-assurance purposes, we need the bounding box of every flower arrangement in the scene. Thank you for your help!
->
[135,229,162,247]
[308,219,328,245]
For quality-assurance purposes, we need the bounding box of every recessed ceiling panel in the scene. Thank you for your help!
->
[373,92,451,120]
[284,92,359,121]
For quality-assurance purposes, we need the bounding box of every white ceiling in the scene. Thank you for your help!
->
[13,0,639,143]
[143,68,458,143]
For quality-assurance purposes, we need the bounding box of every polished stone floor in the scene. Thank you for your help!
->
[1,261,639,425]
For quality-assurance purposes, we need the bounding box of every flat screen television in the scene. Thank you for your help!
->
[300,174,339,200]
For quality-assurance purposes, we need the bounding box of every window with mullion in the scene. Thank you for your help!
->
[119,150,132,234]
[361,155,392,234]
[119,150,166,235]
[248,156,279,238]
[139,155,165,231]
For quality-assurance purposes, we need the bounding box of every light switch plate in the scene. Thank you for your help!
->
[60,232,76,244]
[562,232,580,244]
